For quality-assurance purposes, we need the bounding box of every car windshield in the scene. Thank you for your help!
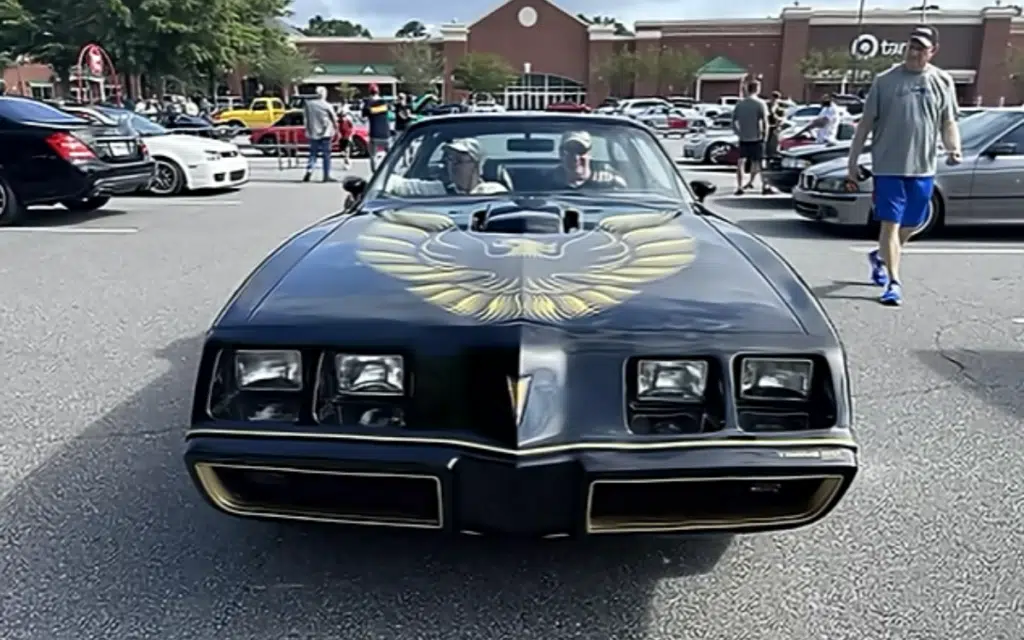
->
[0,97,89,125]
[959,110,1022,152]
[96,107,168,136]
[373,118,687,200]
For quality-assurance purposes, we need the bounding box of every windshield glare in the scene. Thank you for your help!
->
[372,120,686,200]
[0,97,89,125]
[96,107,168,136]
[959,111,1021,151]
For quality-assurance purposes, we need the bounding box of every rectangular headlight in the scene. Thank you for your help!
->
[637,359,708,403]
[336,354,404,396]
[234,350,302,391]
[740,357,813,401]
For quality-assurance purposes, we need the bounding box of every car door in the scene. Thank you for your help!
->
[967,122,1024,223]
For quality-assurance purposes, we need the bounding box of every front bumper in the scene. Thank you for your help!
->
[681,142,705,160]
[184,432,858,537]
[762,169,801,193]
[793,185,872,226]
[187,156,250,190]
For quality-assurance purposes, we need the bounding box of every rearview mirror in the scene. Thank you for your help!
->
[342,176,367,198]
[507,138,555,153]
[690,180,717,202]
[984,142,1016,158]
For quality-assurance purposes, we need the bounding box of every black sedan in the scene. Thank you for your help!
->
[0,97,155,225]
[184,113,858,538]
[763,140,859,194]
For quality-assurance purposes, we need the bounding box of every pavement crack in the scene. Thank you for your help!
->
[932,323,995,389]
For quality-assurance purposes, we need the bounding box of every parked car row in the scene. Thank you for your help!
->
[0,96,251,226]
[787,107,1023,237]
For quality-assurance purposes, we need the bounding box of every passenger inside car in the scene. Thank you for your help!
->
[384,138,508,196]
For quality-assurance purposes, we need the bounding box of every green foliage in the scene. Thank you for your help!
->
[2,0,293,91]
[391,39,442,95]
[255,41,313,90]
[302,15,370,37]
[394,20,426,38]
[646,47,704,94]
[592,50,642,97]
[452,52,517,95]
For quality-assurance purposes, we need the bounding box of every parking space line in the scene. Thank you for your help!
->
[0,227,139,234]
[117,199,242,206]
[848,245,1024,255]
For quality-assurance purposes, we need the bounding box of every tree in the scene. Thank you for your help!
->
[452,52,516,95]
[646,47,704,95]
[577,14,632,36]
[392,39,442,95]
[592,50,641,97]
[255,42,313,95]
[395,20,427,38]
[337,81,357,100]
[302,15,370,37]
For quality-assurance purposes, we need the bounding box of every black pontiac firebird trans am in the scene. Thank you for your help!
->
[184,113,859,538]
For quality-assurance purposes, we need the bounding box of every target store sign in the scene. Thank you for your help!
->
[850,33,906,59]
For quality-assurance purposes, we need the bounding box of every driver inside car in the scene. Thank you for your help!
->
[385,138,509,196]
[556,131,627,189]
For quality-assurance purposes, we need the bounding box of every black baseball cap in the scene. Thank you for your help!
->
[909,25,939,49]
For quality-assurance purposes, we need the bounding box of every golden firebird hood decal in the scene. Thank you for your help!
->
[356,210,697,322]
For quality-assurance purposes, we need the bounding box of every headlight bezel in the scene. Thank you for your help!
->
[334,353,407,397]
[634,358,711,404]
[234,348,304,391]
[815,177,858,193]
[735,356,815,403]
[203,150,221,161]
[203,347,307,423]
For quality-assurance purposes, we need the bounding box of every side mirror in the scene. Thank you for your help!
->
[690,179,717,202]
[984,142,1016,158]
[342,176,367,198]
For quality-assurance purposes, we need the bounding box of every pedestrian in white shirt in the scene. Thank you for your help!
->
[813,95,840,144]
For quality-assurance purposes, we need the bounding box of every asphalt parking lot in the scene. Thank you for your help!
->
[1,147,1022,640]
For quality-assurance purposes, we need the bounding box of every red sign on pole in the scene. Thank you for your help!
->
[87,47,103,76]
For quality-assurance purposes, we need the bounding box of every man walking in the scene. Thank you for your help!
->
[302,86,337,183]
[730,80,770,196]
[764,91,787,161]
[362,84,392,173]
[845,25,961,306]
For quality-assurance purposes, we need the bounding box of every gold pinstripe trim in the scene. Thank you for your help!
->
[185,428,857,457]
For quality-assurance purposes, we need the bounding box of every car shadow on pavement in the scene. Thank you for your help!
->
[0,334,732,639]
[732,217,868,241]
[21,207,131,227]
[811,280,880,301]
[712,195,795,211]
[915,349,1024,422]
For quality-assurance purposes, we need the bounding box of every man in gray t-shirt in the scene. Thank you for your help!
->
[845,25,961,306]
[730,81,770,195]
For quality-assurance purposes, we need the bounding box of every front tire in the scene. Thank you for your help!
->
[149,158,186,196]
[0,175,24,227]
[61,195,111,212]
[350,137,369,158]
[705,142,730,165]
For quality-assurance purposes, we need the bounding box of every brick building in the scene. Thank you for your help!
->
[282,1,1023,107]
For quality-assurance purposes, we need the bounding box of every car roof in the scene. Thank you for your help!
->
[403,112,645,133]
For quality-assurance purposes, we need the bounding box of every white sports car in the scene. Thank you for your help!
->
[65,106,249,196]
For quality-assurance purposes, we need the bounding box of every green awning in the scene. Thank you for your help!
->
[309,63,396,76]
[698,56,746,76]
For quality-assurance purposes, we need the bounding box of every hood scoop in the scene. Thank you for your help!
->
[470,204,581,235]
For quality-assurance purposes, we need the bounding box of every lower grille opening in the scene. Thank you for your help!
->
[586,475,845,534]
[194,463,442,529]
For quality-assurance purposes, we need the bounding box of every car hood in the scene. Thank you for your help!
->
[220,199,806,336]
[150,134,238,153]
[805,154,870,177]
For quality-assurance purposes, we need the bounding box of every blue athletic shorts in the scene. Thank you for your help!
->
[872,176,935,228]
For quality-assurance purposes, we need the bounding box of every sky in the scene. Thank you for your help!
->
[287,0,989,37]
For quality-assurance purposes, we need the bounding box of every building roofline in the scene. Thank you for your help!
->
[470,0,588,29]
